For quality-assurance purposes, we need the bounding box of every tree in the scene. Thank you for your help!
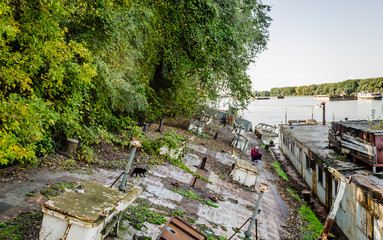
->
[148,0,271,113]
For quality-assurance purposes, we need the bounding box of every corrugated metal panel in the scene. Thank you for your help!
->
[375,135,383,164]
[361,206,367,235]
[367,212,373,240]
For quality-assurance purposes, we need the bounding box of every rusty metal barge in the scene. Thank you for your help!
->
[329,120,383,174]
[279,122,383,240]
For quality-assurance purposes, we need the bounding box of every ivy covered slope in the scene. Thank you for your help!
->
[0,0,271,166]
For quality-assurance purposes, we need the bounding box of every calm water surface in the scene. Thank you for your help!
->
[239,96,383,127]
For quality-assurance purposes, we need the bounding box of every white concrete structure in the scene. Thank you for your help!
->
[230,159,258,187]
[39,181,142,240]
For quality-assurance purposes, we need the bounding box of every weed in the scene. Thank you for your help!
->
[298,203,323,240]
[173,209,184,216]
[25,193,35,197]
[187,218,196,223]
[232,227,241,233]
[123,204,167,230]
[287,188,300,200]
[206,201,218,208]
[271,161,289,181]
[40,182,77,198]
[201,133,210,139]
[0,212,43,240]
[172,188,203,202]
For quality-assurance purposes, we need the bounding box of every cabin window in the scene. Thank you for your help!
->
[357,202,373,239]
[298,148,301,162]
[291,142,295,156]
[318,167,323,185]
[305,156,310,170]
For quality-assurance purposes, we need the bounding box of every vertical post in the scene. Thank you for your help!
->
[321,102,326,125]
[200,156,207,170]
[240,138,249,159]
[244,183,269,240]
[142,123,148,134]
[236,124,243,148]
[312,107,313,119]
[118,138,142,192]
[255,219,258,240]
[285,108,287,124]
[197,111,204,134]
[158,119,164,132]
[191,176,198,187]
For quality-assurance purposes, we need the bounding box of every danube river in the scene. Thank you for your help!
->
[240,96,383,127]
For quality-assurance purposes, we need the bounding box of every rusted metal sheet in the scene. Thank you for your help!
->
[330,121,383,172]
[375,135,383,164]
[157,216,207,240]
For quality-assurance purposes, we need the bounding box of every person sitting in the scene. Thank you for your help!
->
[251,147,262,161]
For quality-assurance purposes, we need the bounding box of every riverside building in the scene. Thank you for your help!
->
[279,121,383,240]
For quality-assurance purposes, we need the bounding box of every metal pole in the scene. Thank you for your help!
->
[142,123,148,133]
[321,102,326,125]
[236,124,243,148]
[285,108,287,124]
[240,138,249,159]
[118,146,137,192]
[244,183,269,240]
[118,138,141,192]
[197,111,204,134]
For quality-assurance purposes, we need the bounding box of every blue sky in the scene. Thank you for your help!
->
[248,0,383,91]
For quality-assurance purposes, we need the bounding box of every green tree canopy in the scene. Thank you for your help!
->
[0,0,271,165]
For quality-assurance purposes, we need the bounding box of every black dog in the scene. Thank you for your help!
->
[131,167,147,177]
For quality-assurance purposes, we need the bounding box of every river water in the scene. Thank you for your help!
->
[238,96,383,127]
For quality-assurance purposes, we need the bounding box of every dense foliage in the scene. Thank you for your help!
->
[0,0,271,165]
[256,77,383,96]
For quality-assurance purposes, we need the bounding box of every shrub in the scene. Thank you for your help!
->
[0,95,58,165]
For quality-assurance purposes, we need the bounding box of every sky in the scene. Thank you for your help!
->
[248,0,383,91]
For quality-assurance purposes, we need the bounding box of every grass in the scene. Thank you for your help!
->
[123,203,167,230]
[298,203,324,240]
[206,201,218,208]
[171,188,218,207]
[187,218,196,223]
[271,161,289,181]
[286,188,300,200]
[0,212,43,240]
[173,209,184,216]
[40,181,77,198]
[172,188,204,202]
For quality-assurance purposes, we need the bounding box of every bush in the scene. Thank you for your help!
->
[0,95,58,165]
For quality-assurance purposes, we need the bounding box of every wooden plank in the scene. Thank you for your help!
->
[342,133,374,148]
[341,141,375,157]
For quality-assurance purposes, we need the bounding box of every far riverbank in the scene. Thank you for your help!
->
[239,96,383,127]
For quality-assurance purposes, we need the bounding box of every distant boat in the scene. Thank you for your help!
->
[277,96,284,99]
[357,91,382,100]
[254,123,278,138]
[254,97,270,100]
[314,94,357,101]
